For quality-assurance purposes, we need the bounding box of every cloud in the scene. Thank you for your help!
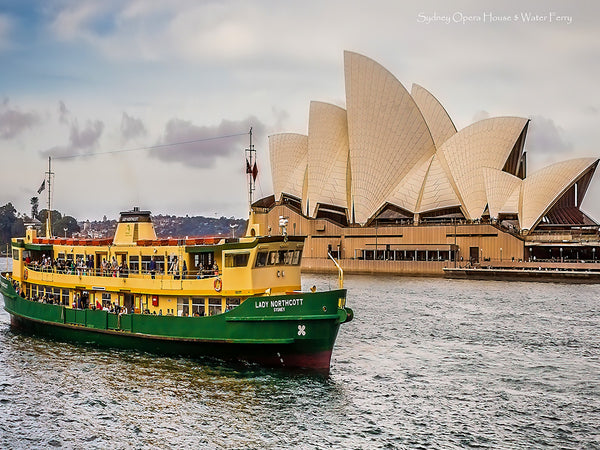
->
[271,107,290,131]
[42,118,105,158]
[49,1,109,41]
[526,115,572,153]
[0,98,42,139]
[150,116,265,167]
[58,101,70,124]
[120,112,147,142]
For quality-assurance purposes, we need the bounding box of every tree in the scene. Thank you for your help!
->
[54,216,80,237]
[30,197,39,219]
[0,203,24,246]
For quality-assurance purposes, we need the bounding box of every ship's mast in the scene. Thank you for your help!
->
[245,127,257,213]
[45,156,54,238]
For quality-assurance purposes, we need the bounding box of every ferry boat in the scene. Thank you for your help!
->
[0,137,353,373]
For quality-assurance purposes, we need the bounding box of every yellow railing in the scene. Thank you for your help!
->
[24,264,219,282]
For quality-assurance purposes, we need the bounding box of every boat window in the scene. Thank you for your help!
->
[129,255,139,272]
[267,251,279,265]
[226,298,240,311]
[61,289,69,306]
[191,297,204,317]
[255,252,268,267]
[177,297,190,317]
[99,293,111,309]
[141,256,151,273]
[208,297,222,316]
[291,249,302,265]
[278,250,287,264]
[142,256,164,274]
[154,256,165,273]
[12,249,19,261]
[224,253,250,268]
[265,250,301,266]
[194,253,214,270]
[66,254,74,263]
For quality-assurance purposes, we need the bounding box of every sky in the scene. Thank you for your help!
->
[1,0,599,221]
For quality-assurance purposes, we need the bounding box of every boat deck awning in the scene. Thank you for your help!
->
[24,243,54,251]
[185,241,257,253]
[185,236,304,253]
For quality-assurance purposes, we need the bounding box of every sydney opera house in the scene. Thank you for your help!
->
[250,51,599,275]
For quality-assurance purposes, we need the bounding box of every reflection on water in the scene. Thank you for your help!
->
[1,269,599,448]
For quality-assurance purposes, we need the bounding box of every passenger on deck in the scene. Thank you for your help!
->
[120,261,128,277]
[111,257,118,277]
[196,263,204,279]
[169,257,179,278]
[149,257,156,279]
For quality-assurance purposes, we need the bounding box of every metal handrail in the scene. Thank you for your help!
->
[327,252,344,289]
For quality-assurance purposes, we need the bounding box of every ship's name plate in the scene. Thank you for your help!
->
[255,298,304,312]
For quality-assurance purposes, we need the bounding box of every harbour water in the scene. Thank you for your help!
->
[1,256,598,448]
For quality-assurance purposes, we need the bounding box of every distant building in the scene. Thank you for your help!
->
[249,51,599,275]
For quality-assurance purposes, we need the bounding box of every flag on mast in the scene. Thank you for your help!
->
[37,180,46,194]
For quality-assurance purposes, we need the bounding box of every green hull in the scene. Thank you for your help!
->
[1,273,352,373]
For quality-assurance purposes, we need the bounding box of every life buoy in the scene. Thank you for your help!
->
[214,277,222,292]
[23,268,28,280]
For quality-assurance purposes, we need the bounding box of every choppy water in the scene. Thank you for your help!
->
[1,256,599,449]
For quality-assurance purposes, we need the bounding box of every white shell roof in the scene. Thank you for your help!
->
[344,51,436,225]
[268,133,308,202]
[411,83,457,149]
[418,155,462,213]
[483,168,522,218]
[520,158,598,230]
[386,155,433,212]
[307,102,349,217]
[438,116,529,220]
[266,51,598,231]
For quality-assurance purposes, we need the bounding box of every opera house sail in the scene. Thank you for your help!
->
[251,51,599,277]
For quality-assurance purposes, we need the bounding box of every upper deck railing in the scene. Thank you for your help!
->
[24,263,220,281]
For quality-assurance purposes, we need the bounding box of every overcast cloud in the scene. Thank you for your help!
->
[120,112,147,142]
[42,118,105,159]
[526,115,572,154]
[0,0,598,220]
[0,98,41,139]
[151,116,265,168]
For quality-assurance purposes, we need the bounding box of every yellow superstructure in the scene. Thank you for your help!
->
[11,208,304,317]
